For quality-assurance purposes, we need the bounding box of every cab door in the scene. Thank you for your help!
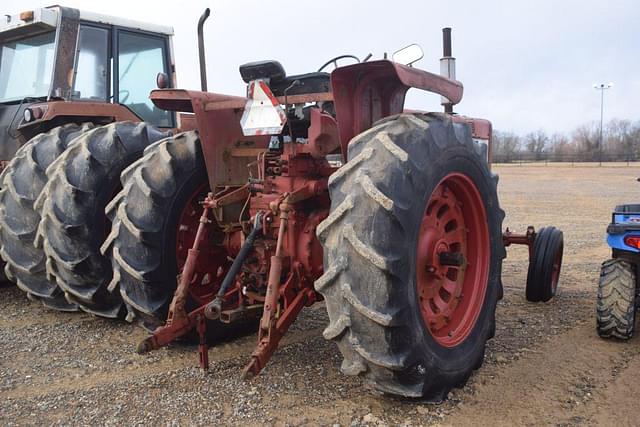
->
[114,29,173,127]
[72,24,109,101]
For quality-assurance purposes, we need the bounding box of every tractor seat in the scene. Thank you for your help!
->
[239,60,330,97]
[270,72,330,97]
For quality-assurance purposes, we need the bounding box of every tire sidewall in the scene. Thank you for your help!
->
[161,153,208,283]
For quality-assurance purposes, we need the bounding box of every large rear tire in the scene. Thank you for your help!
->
[316,114,505,399]
[101,131,211,329]
[0,123,94,310]
[34,122,167,317]
[597,258,636,339]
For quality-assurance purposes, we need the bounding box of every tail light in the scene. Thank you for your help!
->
[624,235,640,249]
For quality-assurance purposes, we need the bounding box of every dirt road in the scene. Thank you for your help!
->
[1,165,639,426]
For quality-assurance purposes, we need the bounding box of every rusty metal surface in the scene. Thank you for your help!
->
[49,7,80,99]
[503,226,537,259]
[393,62,463,103]
[306,107,340,158]
[150,89,247,113]
[204,92,334,111]
[176,113,197,131]
[18,100,141,132]
[330,59,464,157]
[151,89,269,187]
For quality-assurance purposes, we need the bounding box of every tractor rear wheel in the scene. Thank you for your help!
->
[102,131,213,329]
[525,226,564,302]
[34,122,167,318]
[0,123,94,310]
[597,259,636,339]
[316,113,505,399]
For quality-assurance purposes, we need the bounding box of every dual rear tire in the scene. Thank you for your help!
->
[0,122,167,316]
[0,123,94,310]
[101,131,210,329]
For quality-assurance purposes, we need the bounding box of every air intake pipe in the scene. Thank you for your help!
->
[440,27,456,114]
[197,8,210,91]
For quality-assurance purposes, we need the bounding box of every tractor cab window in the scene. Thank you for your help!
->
[117,31,171,127]
[72,25,109,101]
[0,31,56,102]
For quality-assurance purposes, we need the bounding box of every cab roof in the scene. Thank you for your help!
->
[0,5,174,39]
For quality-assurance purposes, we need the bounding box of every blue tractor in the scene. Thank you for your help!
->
[598,204,640,339]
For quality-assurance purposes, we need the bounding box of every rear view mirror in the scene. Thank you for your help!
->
[392,44,424,66]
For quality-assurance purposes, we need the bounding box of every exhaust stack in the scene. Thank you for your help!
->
[440,27,456,113]
[197,8,210,92]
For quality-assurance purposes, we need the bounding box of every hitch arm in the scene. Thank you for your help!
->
[503,226,536,258]
[241,197,303,378]
[136,202,214,362]
[241,288,312,378]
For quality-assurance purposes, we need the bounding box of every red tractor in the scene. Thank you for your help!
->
[103,12,564,399]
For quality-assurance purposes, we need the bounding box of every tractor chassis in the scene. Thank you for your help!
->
[137,196,545,376]
[137,188,320,377]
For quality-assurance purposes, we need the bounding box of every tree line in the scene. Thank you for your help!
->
[491,119,640,163]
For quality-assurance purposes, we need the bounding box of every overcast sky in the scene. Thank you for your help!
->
[5,0,639,135]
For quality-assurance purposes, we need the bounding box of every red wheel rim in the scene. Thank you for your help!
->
[175,183,229,305]
[416,173,490,347]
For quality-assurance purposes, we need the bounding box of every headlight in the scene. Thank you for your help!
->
[22,106,45,123]
[23,108,33,123]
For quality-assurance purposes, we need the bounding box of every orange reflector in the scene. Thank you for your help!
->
[624,236,640,249]
[20,11,34,21]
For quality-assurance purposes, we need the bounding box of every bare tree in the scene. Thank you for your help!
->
[492,118,640,164]
[492,131,521,162]
[572,122,600,161]
[524,129,548,160]
[606,119,635,160]
[550,133,573,161]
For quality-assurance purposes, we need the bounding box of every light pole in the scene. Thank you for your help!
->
[593,82,613,165]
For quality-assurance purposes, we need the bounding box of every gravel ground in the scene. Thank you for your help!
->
[1,165,640,426]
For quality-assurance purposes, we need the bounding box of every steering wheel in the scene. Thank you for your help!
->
[119,89,130,104]
[317,55,360,72]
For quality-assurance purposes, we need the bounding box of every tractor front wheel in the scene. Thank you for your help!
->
[597,259,636,339]
[525,226,564,302]
[317,114,505,399]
